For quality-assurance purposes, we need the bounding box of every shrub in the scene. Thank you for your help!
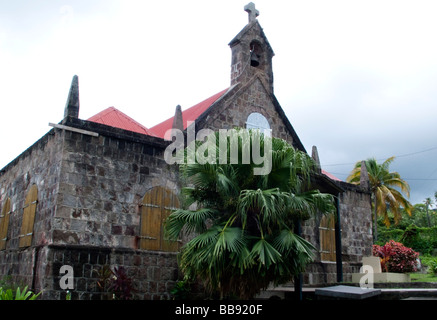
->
[376,222,437,255]
[109,266,133,300]
[171,280,191,300]
[429,260,437,275]
[373,240,419,273]
[0,286,41,300]
[423,256,437,275]
[95,265,134,300]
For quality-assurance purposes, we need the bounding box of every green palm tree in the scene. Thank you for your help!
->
[424,197,433,227]
[165,129,335,299]
[346,157,412,240]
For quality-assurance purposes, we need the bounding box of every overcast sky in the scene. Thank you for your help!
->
[1,0,437,205]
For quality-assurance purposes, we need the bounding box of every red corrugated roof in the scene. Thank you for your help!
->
[87,107,157,136]
[322,169,342,182]
[87,88,228,139]
[86,94,343,184]
[150,88,229,139]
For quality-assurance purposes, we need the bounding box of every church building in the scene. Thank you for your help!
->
[0,3,373,299]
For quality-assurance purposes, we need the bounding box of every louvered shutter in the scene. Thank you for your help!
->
[140,186,180,251]
[160,187,180,252]
[19,185,38,248]
[0,198,11,250]
[319,214,336,262]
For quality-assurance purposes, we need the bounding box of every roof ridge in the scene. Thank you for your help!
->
[150,88,229,139]
[88,106,115,121]
[87,88,230,139]
[112,107,149,131]
[88,106,157,137]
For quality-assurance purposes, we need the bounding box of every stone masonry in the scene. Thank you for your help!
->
[300,182,373,285]
[0,117,182,299]
[0,4,373,299]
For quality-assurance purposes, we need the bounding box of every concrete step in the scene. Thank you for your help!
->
[259,283,437,300]
[380,288,437,300]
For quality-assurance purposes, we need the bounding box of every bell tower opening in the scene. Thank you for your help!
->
[250,40,263,68]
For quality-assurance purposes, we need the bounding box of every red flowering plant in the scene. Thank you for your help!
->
[373,240,419,273]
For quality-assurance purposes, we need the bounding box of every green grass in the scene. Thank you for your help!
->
[410,273,437,282]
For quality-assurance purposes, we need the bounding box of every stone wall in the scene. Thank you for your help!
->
[304,262,338,285]
[337,183,373,281]
[300,209,336,285]
[197,77,303,151]
[229,21,274,95]
[0,115,373,297]
[0,11,375,298]
[193,76,373,286]
[300,182,372,285]
[48,120,183,299]
[53,122,179,249]
[0,119,184,299]
[42,245,179,300]
[0,129,63,287]
[0,129,63,249]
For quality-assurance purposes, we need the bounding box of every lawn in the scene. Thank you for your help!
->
[407,255,437,282]
[410,273,437,282]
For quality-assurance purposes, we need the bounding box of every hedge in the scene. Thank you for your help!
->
[376,225,437,255]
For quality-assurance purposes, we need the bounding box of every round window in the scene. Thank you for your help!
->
[246,112,271,137]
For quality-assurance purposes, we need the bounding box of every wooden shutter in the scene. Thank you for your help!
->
[140,186,180,252]
[0,198,11,250]
[319,214,336,262]
[19,185,38,248]
[160,187,180,252]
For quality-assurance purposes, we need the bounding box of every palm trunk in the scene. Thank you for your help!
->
[426,203,431,227]
[373,195,378,242]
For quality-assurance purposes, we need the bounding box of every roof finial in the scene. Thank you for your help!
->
[244,2,259,23]
[312,146,321,173]
[360,160,370,190]
[63,75,79,123]
[172,105,184,132]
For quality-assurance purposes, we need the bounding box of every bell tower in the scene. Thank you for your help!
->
[229,3,275,93]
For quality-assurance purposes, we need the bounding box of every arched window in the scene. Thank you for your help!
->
[139,186,180,252]
[0,198,11,250]
[19,184,38,248]
[246,112,271,137]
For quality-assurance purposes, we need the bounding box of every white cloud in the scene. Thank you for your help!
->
[1,0,437,203]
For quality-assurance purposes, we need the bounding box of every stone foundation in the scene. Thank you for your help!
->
[28,245,179,300]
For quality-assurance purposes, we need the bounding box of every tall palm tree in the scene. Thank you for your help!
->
[346,157,412,240]
[424,197,433,227]
[165,129,335,299]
